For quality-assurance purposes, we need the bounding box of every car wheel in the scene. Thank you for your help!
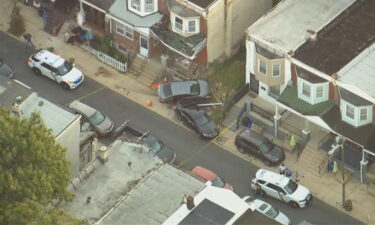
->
[61,82,71,90]
[264,160,272,167]
[176,111,182,121]
[289,201,299,208]
[237,147,245,154]
[32,68,41,75]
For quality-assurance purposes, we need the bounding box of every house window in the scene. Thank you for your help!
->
[346,104,355,120]
[145,0,154,12]
[316,86,323,98]
[116,22,133,40]
[272,64,280,77]
[360,108,368,121]
[188,20,196,32]
[131,0,141,11]
[259,60,267,75]
[175,17,183,31]
[302,83,311,97]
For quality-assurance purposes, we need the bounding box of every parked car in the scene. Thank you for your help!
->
[68,100,114,137]
[250,169,312,208]
[235,128,285,166]
[27,49,84,89]
[243,196,291,225]
[175,100,219,139]
[192,166,233,190]
[158,80,210,103]
[0,59,15,79]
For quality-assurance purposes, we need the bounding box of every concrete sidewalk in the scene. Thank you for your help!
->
[1,2,374,224]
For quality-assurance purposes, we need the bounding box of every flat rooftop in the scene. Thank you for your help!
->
[248,0,354,53]
[62,141,204,225]
[294,0,375,75]
[20,93,77,137]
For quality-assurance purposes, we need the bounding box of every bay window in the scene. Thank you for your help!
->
[341,99,372,127]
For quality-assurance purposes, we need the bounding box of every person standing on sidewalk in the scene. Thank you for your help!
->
[23,33,35,49]
[279,163,286,175]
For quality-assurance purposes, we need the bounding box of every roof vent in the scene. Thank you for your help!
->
[306,29,317,42]
[38,101,44,107]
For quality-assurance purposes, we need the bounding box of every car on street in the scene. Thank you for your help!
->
[158,80,210,103]
[175,99,219,139]
[27,49,84,89]
[142,135,176,163]
[243,196,291,225]
[235,128,285,166]
[192,166,233,190]
[68,100,114,137]
[0,59,15,79]
[250,169,312,208]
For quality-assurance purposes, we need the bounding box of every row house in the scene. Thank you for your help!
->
[79,0,273,73]
[245,0,375,182]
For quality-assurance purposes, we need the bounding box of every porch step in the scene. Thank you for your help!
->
[222,105,243,131]
[129,57,163,87]
[298,145,327,177]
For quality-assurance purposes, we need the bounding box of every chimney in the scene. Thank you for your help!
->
[306,29,317,42]
[97,146,109,164]
[186,195,195,210]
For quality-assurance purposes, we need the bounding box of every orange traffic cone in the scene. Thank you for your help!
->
[146,100,153,107]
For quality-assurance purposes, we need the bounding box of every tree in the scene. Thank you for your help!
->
[0,108,82,225]
[8,3,26,37]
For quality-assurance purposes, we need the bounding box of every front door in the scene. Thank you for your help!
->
[140,35,148,58]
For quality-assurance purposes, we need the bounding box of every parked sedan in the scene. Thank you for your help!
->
[68,100,114,137]
[243,196,291,225]
[143,135,176,163]
[0,59,15,79]
[175,101,219,139]
[158,80,210,103]
[192,166,233,190]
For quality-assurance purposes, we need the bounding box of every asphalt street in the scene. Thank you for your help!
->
[0,31,362,225]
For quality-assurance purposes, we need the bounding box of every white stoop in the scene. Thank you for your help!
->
[298,144,328,178]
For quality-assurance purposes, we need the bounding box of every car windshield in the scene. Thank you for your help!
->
[149,140,164,154]
[56,60,73,75]
[284,180,298,194]
[264,206,279,218]
[88,110,105,126]
[190,81,200,95]
[259,141,273,153]
[194,113,210,126]
[212,176,225,188]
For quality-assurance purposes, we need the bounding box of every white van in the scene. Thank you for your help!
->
[27,49,84,89]
[250,169,312,208]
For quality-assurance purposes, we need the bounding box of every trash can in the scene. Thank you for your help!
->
[344,199,352,211]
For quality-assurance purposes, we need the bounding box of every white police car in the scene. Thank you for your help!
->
[27,49,84,89]
[250,169,312,208]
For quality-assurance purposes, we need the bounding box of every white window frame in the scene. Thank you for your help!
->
[175,16,183,31]
[272,64,280,77]
[116,21,133,40]
[170,13,200,35]
[302,82,311,97]
[341,99,373,127]
[145,0,154,12]
[188,20,196,33]
[316,86,323,98]
[259,60,267,75]
[130,0,141,11]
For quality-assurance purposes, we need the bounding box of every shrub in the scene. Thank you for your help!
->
[8,4,25,37]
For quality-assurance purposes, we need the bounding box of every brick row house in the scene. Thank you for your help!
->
[79,0,273,74]
[245,0,375,182]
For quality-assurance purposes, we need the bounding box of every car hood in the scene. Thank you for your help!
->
[264,146,285,162]
[275,211,291,225]
[64,67,83,81]
[289,184,310,201]
[199,120,219,138]
[0,63,15,78]
[156,146,175,163]
[197,80,210,97]
[97,116,114,133]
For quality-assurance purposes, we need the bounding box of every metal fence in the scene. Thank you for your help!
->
[87,47,128,73]
[223,84,249,117]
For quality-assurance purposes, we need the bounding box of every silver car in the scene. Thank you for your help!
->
[68,100,114,137]
[158,80,210,103]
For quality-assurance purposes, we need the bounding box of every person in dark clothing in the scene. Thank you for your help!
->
[23,33,35,49]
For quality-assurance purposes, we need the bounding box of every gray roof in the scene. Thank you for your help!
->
[168,0,200,17]
[338,42,375,100]
[20,93,77,137]
[0,76,32,108]
[248,0,354,53]
[109,0,163,27]
[63,141,204,225]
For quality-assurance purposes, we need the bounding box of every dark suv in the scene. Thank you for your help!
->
[234,129,285,166]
